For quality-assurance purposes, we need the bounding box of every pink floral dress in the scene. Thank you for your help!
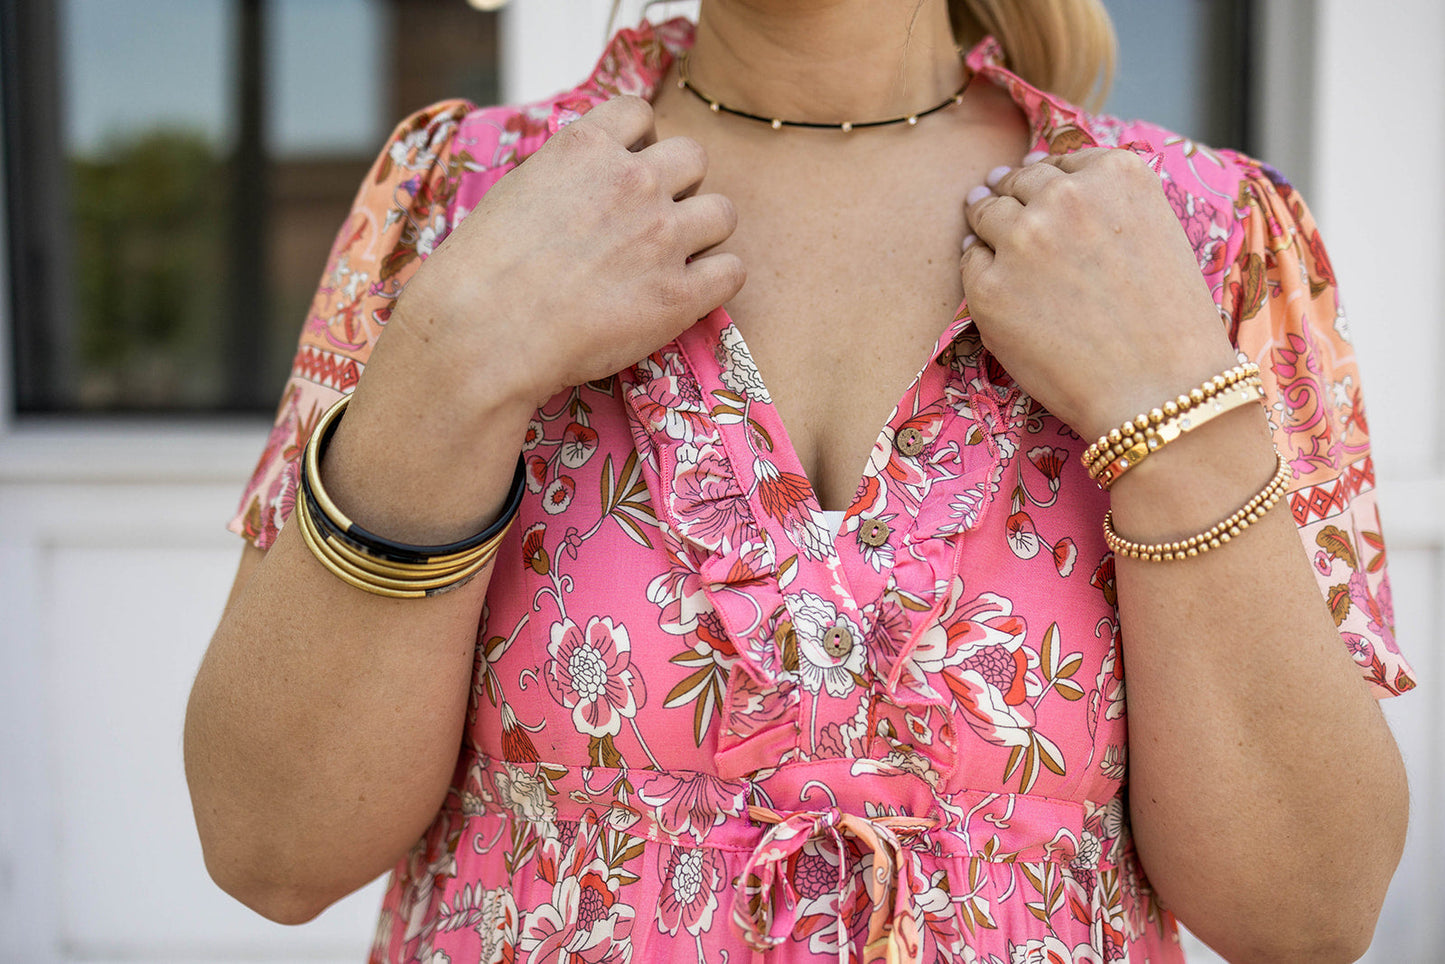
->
[230,19,1414,964]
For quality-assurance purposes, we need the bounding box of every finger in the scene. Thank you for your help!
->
[957,232,995,290]
[991,161,1068,204]
[578,95,656,149]
[681,252,747,318]
[639,135,709,199]
[964,188,1023,248]
[674,193,738,256]
[1032,146,1116,173]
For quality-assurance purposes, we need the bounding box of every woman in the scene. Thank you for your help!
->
[184,1,1413,961]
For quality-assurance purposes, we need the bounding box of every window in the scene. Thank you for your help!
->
[2,0,500,414]
[1102,0,1254,153]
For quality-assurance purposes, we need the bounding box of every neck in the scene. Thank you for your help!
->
[686,0,964,126]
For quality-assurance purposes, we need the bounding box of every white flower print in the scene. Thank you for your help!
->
[544,616,646,737]
[1101,796,1128,859]
[717,324,771,402]
[1009,935,1080,964]
[788,590,866,697]
[1100,743,1127,781]
[415,211,448,257]
[1330,374,1354,412]
[1333,305,1353,343]
[520,418,543,452]
[1070,830,1103,869]
[389,126,438,170]
[494,762,558,826]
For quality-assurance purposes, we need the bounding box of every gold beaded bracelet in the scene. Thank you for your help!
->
[1082,362,1262,472]
[295,395,524,598]
[1102,452,1291,562]
[1090,377,1265,489]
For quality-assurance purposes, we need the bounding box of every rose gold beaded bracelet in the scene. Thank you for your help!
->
[1102,452,1291,562]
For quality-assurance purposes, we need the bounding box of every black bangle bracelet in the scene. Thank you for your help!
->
[300,395,526,565]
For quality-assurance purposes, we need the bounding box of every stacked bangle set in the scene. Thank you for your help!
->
[1083,361,1289,563]
[294,395,524,598]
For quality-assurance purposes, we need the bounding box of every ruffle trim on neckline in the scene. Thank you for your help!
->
[618,317,1032,785]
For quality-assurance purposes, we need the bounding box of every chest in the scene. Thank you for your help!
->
[654,81,1030,510]
[700,144,1017,510]
[723,188,966,507]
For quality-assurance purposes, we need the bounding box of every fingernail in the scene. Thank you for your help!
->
[985,165,1011,188]
[1022,150,1048,165]
[961,233,978,252]
[965,184,992,206]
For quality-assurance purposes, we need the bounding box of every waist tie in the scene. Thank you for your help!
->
[731,804,938,964]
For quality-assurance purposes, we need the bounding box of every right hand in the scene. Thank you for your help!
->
[376,94,744,412]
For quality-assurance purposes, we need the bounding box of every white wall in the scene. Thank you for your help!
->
[1,1,1440,962]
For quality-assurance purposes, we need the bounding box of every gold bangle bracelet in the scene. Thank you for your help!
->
[293,394,523,598]
[304,491,501,578]
[295,483,502,597]
[1082,362,1261,470]
[298,497,501,593]
[302,395,525,565]
[1090,377,1266,489]
[1103,452,1291,562]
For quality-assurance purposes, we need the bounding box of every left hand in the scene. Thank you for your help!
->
[959,147,1240,442]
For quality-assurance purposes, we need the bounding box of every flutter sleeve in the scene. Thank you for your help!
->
[227,100,476,550]
[1221,157,1415,697]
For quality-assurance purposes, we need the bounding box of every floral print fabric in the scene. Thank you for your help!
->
[229,18,1414,964]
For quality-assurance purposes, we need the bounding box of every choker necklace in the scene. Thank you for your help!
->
[676,52,968,132]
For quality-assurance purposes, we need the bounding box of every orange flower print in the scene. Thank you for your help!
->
[754,458,812,523]
[542,475,576,515]
[1005,511,1041,559]
[524,454,548,494]
[1052,538,1077,577]
[938,591,1037,747]
[521,522,550,575]
[1027,446,1068,492]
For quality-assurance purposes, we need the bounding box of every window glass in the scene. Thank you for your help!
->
[1102,0,1252,151]
[4,0,499,414]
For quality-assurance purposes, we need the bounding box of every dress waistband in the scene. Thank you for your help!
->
[462,755,1099,865]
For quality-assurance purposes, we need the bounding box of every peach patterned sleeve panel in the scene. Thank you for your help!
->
[1222,155,1414,698]
[227,99,477,550]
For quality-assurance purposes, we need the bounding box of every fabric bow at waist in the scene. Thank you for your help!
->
[731,805,938,964]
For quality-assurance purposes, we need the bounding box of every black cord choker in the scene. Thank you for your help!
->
[676,52,968,132]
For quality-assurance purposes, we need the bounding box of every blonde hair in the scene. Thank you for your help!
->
[610,1,1117,112]
[948,0,1116,111]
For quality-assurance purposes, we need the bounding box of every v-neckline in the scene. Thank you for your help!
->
[712,302,965,522]
[675,300,976,572]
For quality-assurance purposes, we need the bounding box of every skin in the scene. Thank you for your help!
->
[185,0,1407,959]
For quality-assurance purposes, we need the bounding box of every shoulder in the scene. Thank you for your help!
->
[1086,113,1310,235]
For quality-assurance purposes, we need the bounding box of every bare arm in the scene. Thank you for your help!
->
[183,377,529,924]
[183,96,744,923]
[963,149,1407,961]
[1112,405,1404,962]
